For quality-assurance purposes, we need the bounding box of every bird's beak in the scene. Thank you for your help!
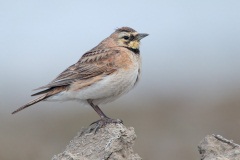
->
[136,33,149,41]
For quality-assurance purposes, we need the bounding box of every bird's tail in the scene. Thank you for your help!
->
[12,95,47,114]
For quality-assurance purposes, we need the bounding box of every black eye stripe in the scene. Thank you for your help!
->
[122,35,135,41]
[130,35,134,40]
[123,36,129,40]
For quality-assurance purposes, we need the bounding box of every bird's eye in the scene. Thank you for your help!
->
[123,36,129,40]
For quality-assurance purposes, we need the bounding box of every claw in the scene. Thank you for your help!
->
[89,117,123,134]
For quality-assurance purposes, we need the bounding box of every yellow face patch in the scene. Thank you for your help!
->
[128,40,140,49]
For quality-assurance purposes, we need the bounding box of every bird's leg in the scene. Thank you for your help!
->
[87,100,122,133]
[87,99,109,119]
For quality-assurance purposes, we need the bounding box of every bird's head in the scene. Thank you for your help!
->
[111,27,148,50]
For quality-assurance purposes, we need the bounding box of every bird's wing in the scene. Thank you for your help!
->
[33,48,119,92]
[12,48,120,114]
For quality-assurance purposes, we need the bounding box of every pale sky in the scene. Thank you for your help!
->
[1,0,240,111]
[1,1,240,159]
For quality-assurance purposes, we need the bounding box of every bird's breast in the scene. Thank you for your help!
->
[47,49,141,104]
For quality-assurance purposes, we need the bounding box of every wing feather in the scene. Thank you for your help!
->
[34,48,119,91]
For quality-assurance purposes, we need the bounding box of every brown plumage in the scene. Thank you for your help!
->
[12,86,67,114]
[12,26,148,128]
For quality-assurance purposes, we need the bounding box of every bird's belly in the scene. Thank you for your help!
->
[68,68,139,104]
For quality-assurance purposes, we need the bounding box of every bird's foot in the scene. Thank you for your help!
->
[91,117,123,126]
[88,117,123,134]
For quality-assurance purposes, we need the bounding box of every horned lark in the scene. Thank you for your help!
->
[12,27,148,127]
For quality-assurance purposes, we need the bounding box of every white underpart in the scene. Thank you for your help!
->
[47,65,140,106]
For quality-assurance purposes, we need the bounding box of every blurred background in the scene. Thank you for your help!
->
[1,0,240,159]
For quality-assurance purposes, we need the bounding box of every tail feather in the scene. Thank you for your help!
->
[12,86,67,114]
[12,95,47,114]
[31,88,52,96]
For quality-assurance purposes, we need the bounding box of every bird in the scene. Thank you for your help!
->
[12,27,148,128]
